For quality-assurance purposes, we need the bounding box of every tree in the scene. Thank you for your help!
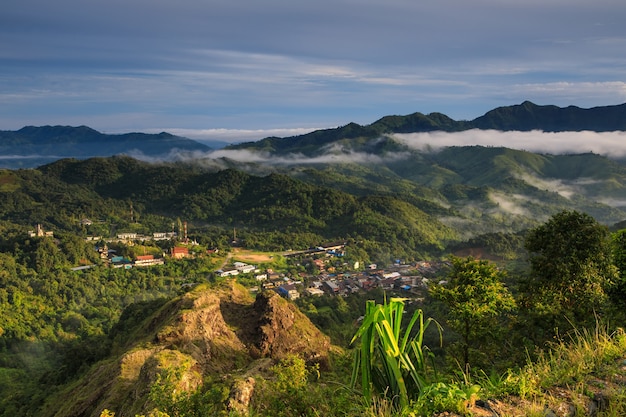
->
[523,210,617,324]
[610,229,626,307]
[429,256,515,370]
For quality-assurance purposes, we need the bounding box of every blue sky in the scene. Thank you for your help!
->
[2,0,625,143]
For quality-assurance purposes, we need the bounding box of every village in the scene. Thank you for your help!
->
[26,222,450,299]
[135,238,446,301]
[100,238,447,300]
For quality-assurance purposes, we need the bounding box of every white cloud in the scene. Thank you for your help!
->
[514,173,576,199]
[489,191,530,216]
[393,130,626,158]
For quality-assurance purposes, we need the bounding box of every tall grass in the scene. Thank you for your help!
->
[522,324,626,393]
[350,298,441,410]
[477,323,626,416]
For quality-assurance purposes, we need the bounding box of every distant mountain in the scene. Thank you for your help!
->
[0,125,211,169]
[229,101,626,155]
[2,101,626,169]
[472,101,626,131]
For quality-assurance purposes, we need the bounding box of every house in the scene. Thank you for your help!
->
[324,280,339,294]
[379,277,397,290]
[255,273,268,281]
[117,232,137,240]
[233,262,256,273]
[278,284,300,300]
[268,272,282,281]
[217,267,239,277]
[171,246,189,259]
[134,254,164,267]
[312,258,326,270]
[154,231,177,240]
[306,287,325,296]
[28,224,54,238]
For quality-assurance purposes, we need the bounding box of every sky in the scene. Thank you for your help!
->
[2,0,626,145]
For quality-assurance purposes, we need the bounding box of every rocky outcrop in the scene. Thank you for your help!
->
[227,377,256,416]
[252,290,331,366]
[41,282,333,417]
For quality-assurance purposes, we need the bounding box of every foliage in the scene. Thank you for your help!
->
[350,298,442,410]
[411,381,480,416]
[252,354,358,417]
[429,256,516,369]
[147,360,229,417]
[494,324,626,406]
[522,210,618,327]
[610,229,626,306]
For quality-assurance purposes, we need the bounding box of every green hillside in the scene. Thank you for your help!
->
[4,146,625,261]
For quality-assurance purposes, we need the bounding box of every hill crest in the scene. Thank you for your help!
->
[41,281,332,417]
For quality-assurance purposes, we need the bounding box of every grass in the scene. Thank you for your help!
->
[475,323,626,416]
[523,325,626,392]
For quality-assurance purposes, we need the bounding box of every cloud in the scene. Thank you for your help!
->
[2,0,626,132]
[489,191,530,216]
[393,130,626,158]
[121,129,626,170]
[514,173,577,199]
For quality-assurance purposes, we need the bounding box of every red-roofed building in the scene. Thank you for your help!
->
[171,246,189,259]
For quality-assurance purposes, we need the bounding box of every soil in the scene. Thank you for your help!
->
[230,248,274,263]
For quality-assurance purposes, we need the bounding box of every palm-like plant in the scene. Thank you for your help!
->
[350,298,441,409]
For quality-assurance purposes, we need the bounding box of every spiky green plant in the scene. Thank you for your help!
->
[350,298,441,409]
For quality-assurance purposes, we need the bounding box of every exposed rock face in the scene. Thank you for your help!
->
[227,377,256,416]
[42,282,332,417]
[154,291,248,373]
[253,290,331,366]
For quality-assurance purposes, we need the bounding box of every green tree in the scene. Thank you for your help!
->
[523,210,617,325]
[430,256,515,370]
[610,229,626,307]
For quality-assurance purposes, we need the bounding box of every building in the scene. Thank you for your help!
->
[28,224,54,238]
[134,254,164,267]
[217,267,240,277]
[324,280,340,295]
[306,287,325,296]
[117,232,138,240]
[234,262,256,273]
[171,246,189,259]
[278,284,300,300]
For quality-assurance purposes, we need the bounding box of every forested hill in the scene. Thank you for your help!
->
[228,101,626,154]
[2,102,626,170]
[3,149,626,261]
[0,125,211,169]
[1,156,457,258]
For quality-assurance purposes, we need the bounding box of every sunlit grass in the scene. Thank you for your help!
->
[476,323,626,416]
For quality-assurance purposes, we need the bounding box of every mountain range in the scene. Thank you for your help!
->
[2,101,626,257]
[0,125,211,169]
[2,101,626,170]
[228,101,626,155]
